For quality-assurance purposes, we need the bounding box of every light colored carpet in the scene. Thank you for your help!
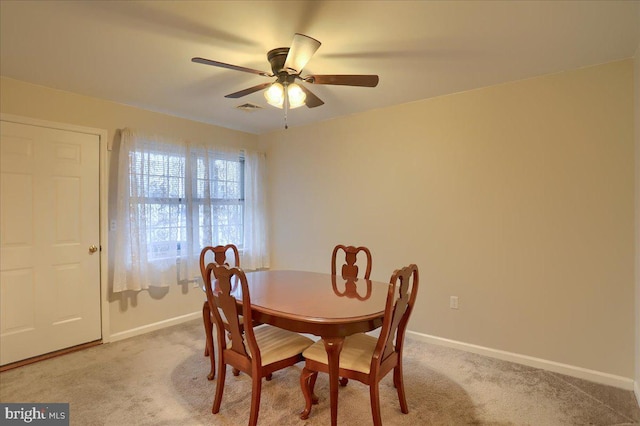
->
[1,319,638,425]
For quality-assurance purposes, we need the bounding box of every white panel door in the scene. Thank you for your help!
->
[0,121,101,365]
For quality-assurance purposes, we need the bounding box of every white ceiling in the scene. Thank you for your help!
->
[1,1,638,135]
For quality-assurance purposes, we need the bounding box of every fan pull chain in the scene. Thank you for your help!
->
[284,87,289,129]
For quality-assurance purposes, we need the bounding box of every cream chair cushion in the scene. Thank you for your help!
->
[302,332,376,374]
[252,325,314,367]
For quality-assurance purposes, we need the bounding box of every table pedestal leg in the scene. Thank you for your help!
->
[322,337,344,426]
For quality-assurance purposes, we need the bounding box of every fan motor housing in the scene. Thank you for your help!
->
[267,48,290,75]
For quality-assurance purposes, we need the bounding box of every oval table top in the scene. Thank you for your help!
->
[226,269,389,337]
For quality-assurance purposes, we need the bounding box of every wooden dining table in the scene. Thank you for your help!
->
[220,269,389,426]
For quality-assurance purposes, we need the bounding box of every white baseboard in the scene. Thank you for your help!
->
[108,312,201,343]
[407,331,635,391]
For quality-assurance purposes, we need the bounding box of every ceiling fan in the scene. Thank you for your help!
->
[192,33,379,114]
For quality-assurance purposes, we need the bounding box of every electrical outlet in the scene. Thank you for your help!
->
[110,220,117,231]
[450,296,459,309]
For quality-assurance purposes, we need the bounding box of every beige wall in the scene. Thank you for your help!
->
[260,60,635,378]
[0,77,258,335]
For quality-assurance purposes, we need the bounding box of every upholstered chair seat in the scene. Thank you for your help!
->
[302,332,377,374]
[249,325,315,367]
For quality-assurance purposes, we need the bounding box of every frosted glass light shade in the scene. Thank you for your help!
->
[287,83,306,109]
[264,82,284,108]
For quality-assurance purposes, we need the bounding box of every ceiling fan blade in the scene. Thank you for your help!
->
[305,74,379,87]
[224,82,273,99]
[298,85,324,108]
[192,57,272,77]
[283,33,321,74]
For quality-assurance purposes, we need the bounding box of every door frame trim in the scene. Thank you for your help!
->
[1,113,111,343]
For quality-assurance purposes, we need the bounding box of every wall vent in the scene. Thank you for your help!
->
[235,103,263,112]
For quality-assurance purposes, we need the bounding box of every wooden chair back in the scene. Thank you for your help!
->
[204,263,260,367]
[199,244,241,381]
[373,264,419,371]
[331,245,372,279]
[200,244,240,280]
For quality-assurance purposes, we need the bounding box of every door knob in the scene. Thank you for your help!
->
[89,245,98,254]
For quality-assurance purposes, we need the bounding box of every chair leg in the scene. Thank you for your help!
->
[299,367,317,420]
[309,371,319,405]
[203,301,211,357]
[212,358,226,414]
[369,381,383,426]
[394,365,409,414]
[202,301,215,380]
[248,376,262,426]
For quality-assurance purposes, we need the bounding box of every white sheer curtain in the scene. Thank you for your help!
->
[113,129,186,292]
[113,129,268,292]
[242,150,270,270]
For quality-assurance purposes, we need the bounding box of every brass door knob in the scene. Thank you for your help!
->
[89,245,98,254]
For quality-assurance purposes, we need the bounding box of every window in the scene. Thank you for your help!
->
[129,149,187,261]
[128,150,244,261]
[113,129,269,292]
[193,154,244,252]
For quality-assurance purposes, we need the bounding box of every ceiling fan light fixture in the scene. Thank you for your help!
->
[264,81,306,109]
[287,83,306,109]
[194,32,380,119]
[264,82,285,108]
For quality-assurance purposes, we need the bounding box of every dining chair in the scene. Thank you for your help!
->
[200,244,240,380]
[299,264,419,425]
[331,244,372,279]
[204,263,314,426]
